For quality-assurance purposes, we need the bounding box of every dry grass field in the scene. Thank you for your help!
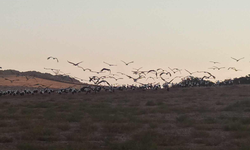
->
[1,85,250,150]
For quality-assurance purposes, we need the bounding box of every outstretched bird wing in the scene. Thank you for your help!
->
[67,61,75,65]
[97,80,110,86]
[127,61,134,65]
[76,61,83,65]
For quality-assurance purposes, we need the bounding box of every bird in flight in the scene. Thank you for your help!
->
[4,78,19,83]
[202,75,215,80]
[168,67,181,74]
[107,76,123,81]
[147,70,158,78]
[184,69,197,75]
[133,67,143,71]
[161,76,181,83]
[122,74,145,82]
[121,60,134,65]
[146,77,155,81]
[197,71,216,79]
[67,61,83,66]
[47,56,59,62]
[44,68,60,75]
[210,61,220,64]
[100,68,111,74]
[228,67,241,71]
[97,80,110,86]
[209,66,225,70]
[231,57,244,62]
[103,62,117,66]
[159,72,172,81]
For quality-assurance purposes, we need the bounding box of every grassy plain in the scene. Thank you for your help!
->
[1,85,250,150]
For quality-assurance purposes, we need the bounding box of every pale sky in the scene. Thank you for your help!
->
[1,0,250,85]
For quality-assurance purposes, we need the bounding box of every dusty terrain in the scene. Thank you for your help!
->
[1,85,250,150]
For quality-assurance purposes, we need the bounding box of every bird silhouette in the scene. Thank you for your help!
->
[67,61,83,66]
[78,66,92,72]
[25,76,37,81]
[228,67,241,71]
[184,69,197,75]
[97,80,110,86]
[210,61,220,64]
[123,74,145,82]
[159,72,172,77]
[107,76,123,81]
[47,56,59,62]
[231,57,244,62]
[121,60,134,65]
[100,68,111,73]
[197,71,216,79]
[103,62,117,66]
[133,67,143,71]
[168,67,181,74]
[44,68,60,75]
[4,78,19,83]
[146,77,155,81]
[147,70,158,78]
[162,76,181,83]
[209,66,225,70]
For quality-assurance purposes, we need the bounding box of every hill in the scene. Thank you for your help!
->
[0,70,85,89]
[0,70,81,83]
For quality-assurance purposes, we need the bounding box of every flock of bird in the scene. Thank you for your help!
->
[0,56,248,96]
[46,56,246,85]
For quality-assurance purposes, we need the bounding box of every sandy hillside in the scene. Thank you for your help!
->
[0,75,84,89]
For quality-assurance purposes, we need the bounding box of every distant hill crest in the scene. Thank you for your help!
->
[0,69,81,84]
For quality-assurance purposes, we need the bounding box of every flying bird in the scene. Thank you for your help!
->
[185,69,197,75]
[147,70,158,78]
[78,66,92,72]
[107,76,123,81]
[168,67,181,74]
[133,67,143,71]
[159,72,172,82]
[159,72,172,77]
[197,71,216,79]
[162,76,182,84]
[122,74,145,82]
[100,68,111,73]
[209,66,225,70]
[25,76,37,81]
[103,62,117,66]
[4,78,19,83]
[47,56,59,62]
[97,80,110,86]
[210,61,220,64]
[121,60,134,65]
[146,77,155,81]
[67,61,83,66]
[231,57,244,62]
[202,75,215,80]
[44,68,60,75]
[228,67,241,71]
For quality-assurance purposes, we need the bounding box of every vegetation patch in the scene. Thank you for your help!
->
[224,100,250,111]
